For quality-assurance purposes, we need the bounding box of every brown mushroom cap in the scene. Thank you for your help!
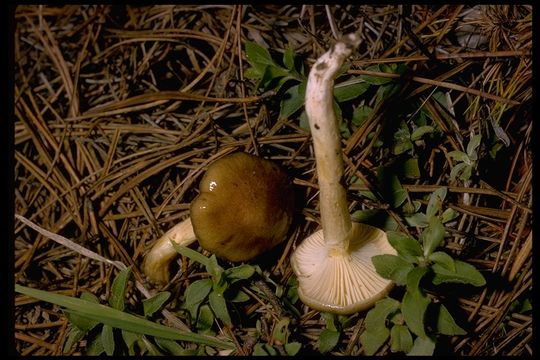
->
[190,152,294,262]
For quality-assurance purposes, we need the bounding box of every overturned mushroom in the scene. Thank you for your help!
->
[143,152,294,284]
[290,33,397,314]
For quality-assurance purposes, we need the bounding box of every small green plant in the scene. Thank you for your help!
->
[447,134,482,181]
[251,316,302,356]
[317,312,356,354]
[172,244,256,329]
[15,267,234,355]
[392,120,436,156]
[404,187,459,228]
[244,41,405,131]
[359,189,486,355]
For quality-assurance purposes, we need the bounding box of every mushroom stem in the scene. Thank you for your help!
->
[142,217,196,284]
[306,33,361,252]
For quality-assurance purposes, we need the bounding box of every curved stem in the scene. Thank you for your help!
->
[305,33,361,252]
[142,217,196,284]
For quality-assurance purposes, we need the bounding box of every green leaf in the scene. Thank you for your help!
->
[208,291,232,326]
[426,187,447,219]
[466,134,482,157]
[448,150,470,164]
[245,41,275,71]
[376,169,407,208]
[283,46,295,70]
[450,162,471,181]
[411,126,435,141]
[407,336,436,355]
[109,266,131,311]
[253,343,270,355]
[172,243,210,268]
[429,251,455,271]
[321,312,337,331]
[299,110,310,132]
[286,276,299,304]
[393,140,413,156]
[81,291,100,303]
[63,326,87,353]
[15,284,234,349]
[351,209,380,223]
[259,65,291,90]
[406,263,429,291]
[421,216,445,257]
[154,338,188,356]
[224,264,256,282]
[360,65,393,85]
[382,215,399,231]
[336,63,351,78]
[433,90,449,110]
[244,66,262,80]
[334,99,343,128]
[340,118,351,139]
[402,200,421,216]
[319,329,340,354]
[101,324,115,356]
[372,254,414,285]
[285,342,302,356]
[64,292,100,333]
[402,267,430,338]
[520,298,533,313]
[461,163,473,180]
[393,127,413,154]
[86,335,105,355]
[274,74,298,92]
[360,327,389,356]
[140,334,163,355]
[184,279,213,311]
[256,343,279,356]
[360,298,400,355]
[402,290,430,339]
[352,105,372,127]
[402,158,421,179]
[207,254,224,284]
[436,304,466,335]
[280,81,306,119]
[405,212,429,227]
[390,324,413,353]
[143,291,170,318]
[334,77,370,102]
[441,208,459,223]
[64,310,99,332]
[272,317,290,344]
[364,297,401,331]
[432,260,486,286]
[228,289,250,303]
[121,329,139,355]
[376,82,401,104]
[387,231,423,258]
[196,304,215,333]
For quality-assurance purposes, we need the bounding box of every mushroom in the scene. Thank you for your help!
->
[143,152,294,284]
[290,33,397,314]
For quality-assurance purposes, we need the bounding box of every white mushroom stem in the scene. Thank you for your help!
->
[306,33,361,252]
[291,33,396,314]
[142,217,196,284]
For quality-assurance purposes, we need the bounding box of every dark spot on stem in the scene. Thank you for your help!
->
[316,62,328,71]
[314,123,320,130]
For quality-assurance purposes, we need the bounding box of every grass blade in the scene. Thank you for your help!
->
[15,284,234,350]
